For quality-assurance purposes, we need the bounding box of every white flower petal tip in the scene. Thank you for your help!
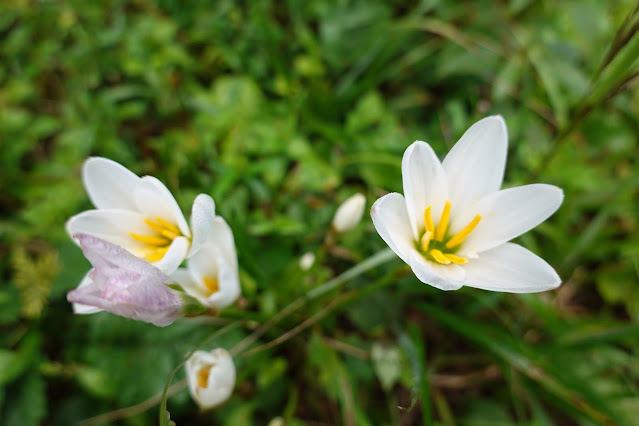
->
[66,234,184,327]
[186,348,236,410]
[70,157,191,274]
[188,194,217,258]
[332,193,366,233]
[371,116,563,293]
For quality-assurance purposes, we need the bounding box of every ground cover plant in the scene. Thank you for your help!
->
[1,0,639,424]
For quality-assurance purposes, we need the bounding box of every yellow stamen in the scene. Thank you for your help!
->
[155,217,181,234]
[434,201,451,242]
[197,368,210,388]
[429,249,451,264]
[445,214,482,249]
[424,206,435,233]
[145,246,169,262]
[130,233,171,246]
[160,229,180,240]
[444,253,468,264]
[144,218,168,234]
[204,277,219,294]
[420,231,432,252]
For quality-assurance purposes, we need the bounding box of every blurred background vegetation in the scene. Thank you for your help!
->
[1,0,639,424]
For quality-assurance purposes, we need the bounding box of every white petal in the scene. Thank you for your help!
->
[82,157,141,210]
[207,257,241,309]
[66,209,150,251]
[370,193,415,263]
[402,141,448,239]
[72,273,103,314]
[134,176,191,238]
[454,184,563,254]
[443,116,508,214]
[171,268,210,300]
[408,250,464,291]
[153,236,190,275]
[188,194,216,258]
[211,216,238,269]
[462,243,561,293]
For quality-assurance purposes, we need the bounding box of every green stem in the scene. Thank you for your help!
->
[231,248,396,356]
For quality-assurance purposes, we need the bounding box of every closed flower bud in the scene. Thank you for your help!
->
[66,234,185,327]
[186,348,236,409]
[332,193,366,233]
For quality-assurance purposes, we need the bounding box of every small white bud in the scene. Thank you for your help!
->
[186,348,236,410]
[299,252,316,271]
[332,193,366,233]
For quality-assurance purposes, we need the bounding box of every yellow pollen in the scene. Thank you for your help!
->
[419,203,481,265]
[434,201,451,242]
[204,277,219,294]
[130,233,171,246]
[130,217,183,262]
[420,231,432,252]
[429,249,451,264]
[197,368,210,388]
[424,206,435,234]
[445,214,482,249]
[444,253,468,264]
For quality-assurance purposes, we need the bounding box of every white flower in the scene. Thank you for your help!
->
[66,234,185,327]
[371,116,563,293]
[66,157,210,275]
[186,348,236,409]
[332,193,366,233]
[171,195,241,310]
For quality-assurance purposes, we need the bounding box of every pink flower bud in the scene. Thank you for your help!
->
[66,234,184,327]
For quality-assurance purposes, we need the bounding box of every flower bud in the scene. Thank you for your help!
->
[332,193,366,233]
[66,234,184,327]
[299,252,315,271]
[186,348,236,409]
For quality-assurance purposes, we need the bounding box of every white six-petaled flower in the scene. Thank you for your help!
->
[171,194,241,310]
[371,116,563,293]
[186,348,236,409]
[66,234,185,327]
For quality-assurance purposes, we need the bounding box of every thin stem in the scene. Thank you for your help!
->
[239,265,400,358]
[76,379,187,426]
[231,248,396,356]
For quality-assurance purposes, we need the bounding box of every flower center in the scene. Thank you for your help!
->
[418,201,481,265]
[130,218,184,262]
[203,277,219,294]
[197,367,210,388]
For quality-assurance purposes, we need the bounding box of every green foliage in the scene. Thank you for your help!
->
[1,0,638,424]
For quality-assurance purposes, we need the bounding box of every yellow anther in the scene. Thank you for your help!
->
[420,231,432,252]
[444,253,468,264]
[434,201,451,242]
[424,206,435,233]
[145,246,169,262]
[197,368,210,388]
[445,214,482,249]
[429,249,451,264]
[204,277,219,294]
[144,218,167,233]
[155,217,180,234]
[130,233,171,246]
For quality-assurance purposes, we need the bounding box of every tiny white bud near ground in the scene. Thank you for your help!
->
[332,193,366,233]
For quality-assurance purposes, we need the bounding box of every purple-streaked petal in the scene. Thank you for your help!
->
[71,273,103,314]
